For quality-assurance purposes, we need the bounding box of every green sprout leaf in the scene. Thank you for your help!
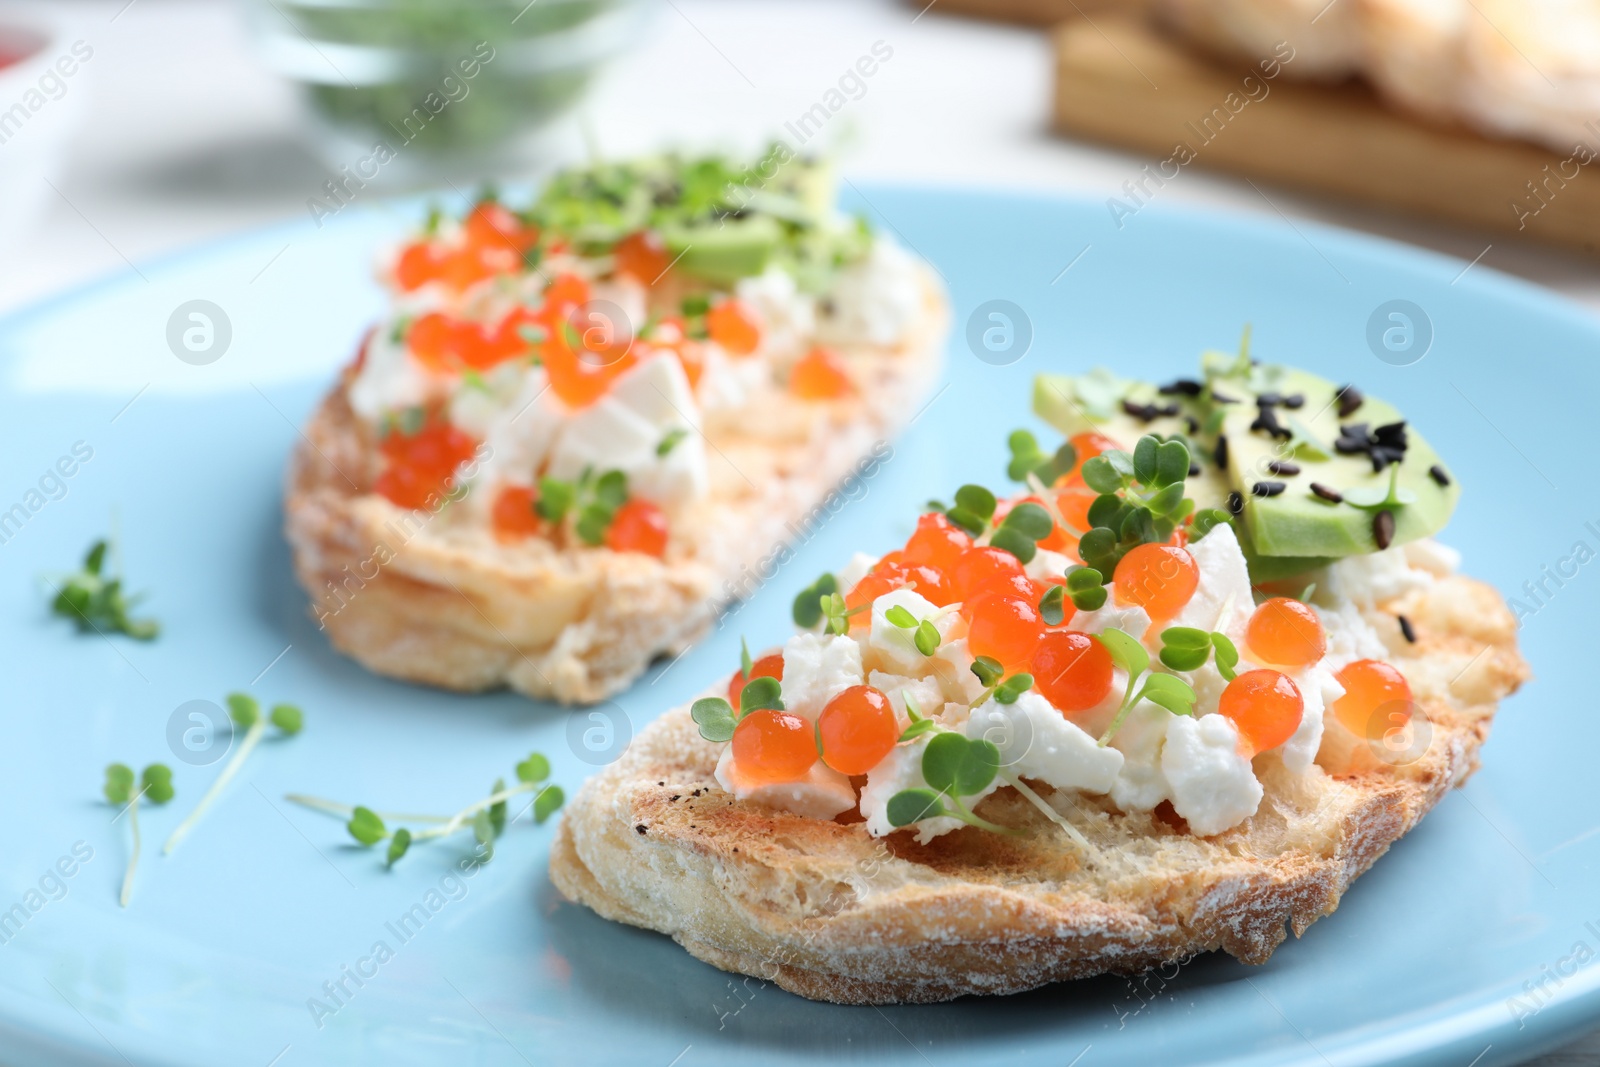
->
[656,428,688,457]
[898,718,940,742]
[515,752,551,784]
[913,619,941,657]
[922,732,1000,797]
[1097,627,1149,678]
[104,763,134,806]
[1158,626,1212,671]
[1039,584,1066,626]
[269,704,304,736]
[1132,436,1159,484]
[1137,672,1198,717]
[226,692,259,730]
[348,806,387,846]
[989,526,1037,564]
[536,477,576,522]
[884,605,918,629]
[1065,565,1108,611]
[953,484,996,521]
[489,777,508,836]
[534,784,565,824]
[1081,455,1123,494]
[50,537,160,641]
[737,676,783,715]
[970,655,1004,688]
[386,827,412,866]
[472,809,495,860]
[140,764,174,805]
[887,788,946,827]
[1153,440,1190,488]
[1191,508,1233,541]
[1001,502,1054,541]
[791,572,838,628]
[994,672,1034,705]
[1212,632,1240,682]
[691,697,738,742]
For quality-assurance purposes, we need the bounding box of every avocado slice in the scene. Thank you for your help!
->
[1033,349,1459,578]
[659,215,782,286]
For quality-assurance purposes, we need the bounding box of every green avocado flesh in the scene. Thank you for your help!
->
[660,216,782,287]
[1033,349,1459,579]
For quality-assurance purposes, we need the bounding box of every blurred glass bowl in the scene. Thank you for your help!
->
[242,0,653,183]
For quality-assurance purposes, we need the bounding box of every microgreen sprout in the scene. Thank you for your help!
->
[820,591,871,636]
[1076,435,1200,584]
[932,481,1059,565]
[536,467,630,544]
[1094,628,1198,746]
[691,676,785,742]
[1005,430,1078,485]
[163,693,302,856]
[1064,565,1109,611]
[884,604,942,657]
[966,655,1034,708]
[104,762,174,907]
[1157,627,1239,680]
[288,752,563,868]
[656,428,688,457]
[791,572,839,629]
[49,539,159,641]
[885,732,1018,835]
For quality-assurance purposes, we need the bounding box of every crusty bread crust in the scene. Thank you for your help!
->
[284,270,947,705]
[551,573,1528,1003]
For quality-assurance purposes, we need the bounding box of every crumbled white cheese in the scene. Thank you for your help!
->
[835,552,878,594]
[858,735,999,843]
[965,691,1123,794]
[348,328,448,421]
[714,747,856,819]
[1317,599,1389,672]
[927,637,988,704]
[1170,524,1254,639]
[735,266,815,358]
[1161,714,1263,836]
[867,670,943,725]
[1326,544,1435,606]
[463,369,565,498]
[1025,548,1074,584]
[780,633,864,721]
[817,238,923,348]
[542,355,708,510]
[869,588,955,676]
[1404,538,1461,577]
[1068,602,1153,642]
[1277,664,1341,774]
[1109,700,1174,812]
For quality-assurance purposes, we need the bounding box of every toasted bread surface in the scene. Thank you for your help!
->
[284,271,946,705]
[551,573,1528,1003]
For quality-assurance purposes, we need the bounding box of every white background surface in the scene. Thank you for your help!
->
[0,1,1595,1063]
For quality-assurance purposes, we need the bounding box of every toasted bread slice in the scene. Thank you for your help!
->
[551,573,1527,1003]
[1154,0,1364,79]
[1356,0,1468,124]
[284,269,946,706]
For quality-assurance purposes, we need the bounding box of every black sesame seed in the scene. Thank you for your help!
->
[1252,480,1287,497]
[1159,378,1204,397]
[1185,415,1200,434]
[635,824,648,835]
[1282,393,1305,409]
[670,794,681,802]
[1310,482,1343,503]
[1188,462,1201,477]
[1398,614,1416,643]
[1266,459,1302,476]
[1429,464,1451,487]
[1214,435,1229,468]
[1227,491,1244,515]
[1373,509,1395,549]
[1337,385,1364,418]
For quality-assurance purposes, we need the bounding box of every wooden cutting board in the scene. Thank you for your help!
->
[1052,16,1600,255]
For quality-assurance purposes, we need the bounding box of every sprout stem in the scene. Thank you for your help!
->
[998,770,1092,851]
[119,792,141,908]
[283,794,450,824]
[163,718,265,856]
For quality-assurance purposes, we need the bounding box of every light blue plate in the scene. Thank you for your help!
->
[0,185,1593,1067]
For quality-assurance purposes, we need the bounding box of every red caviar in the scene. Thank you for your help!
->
[490,485,541,541]
[731,709,817,786]
[1063,432,1120,483]
[395,242,445,291]
[950,546,1025,602]
[817,685,898,775]
[1246,598,1326,668]
[707,299,763,357]
[613,230,671,284]
[1218,669,1303,755]
[1331,659,1413,740]
[844,560,954,627]
[464,201,537,253]
[375,417,478,510]
[790,347,853,399]
[1112,543,1199,623]
[965,592,1044,671]
[903,512,972,573]
[727,653,785,707]
[605,500,669,557]
[1030,631,1114,714]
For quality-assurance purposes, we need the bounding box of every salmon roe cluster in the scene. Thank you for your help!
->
[394,201,538,293]
[374,415,479,510]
